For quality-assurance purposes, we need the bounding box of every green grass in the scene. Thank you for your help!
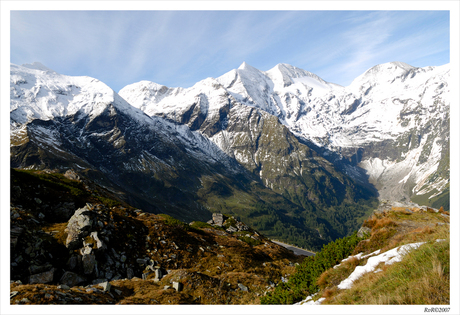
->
[158,214,188,228]
[237,236,262,246]
[189,221,213,229]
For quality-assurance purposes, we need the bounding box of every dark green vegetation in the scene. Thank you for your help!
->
[261,232,363,304]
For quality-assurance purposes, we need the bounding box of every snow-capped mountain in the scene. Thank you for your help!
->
[120,61,450,207]
[14,63,366,250]
[9,60,449,249]
[9,63,261,222]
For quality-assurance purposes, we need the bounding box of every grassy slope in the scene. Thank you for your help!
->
[9,169,305,305]
[262,207,450,305]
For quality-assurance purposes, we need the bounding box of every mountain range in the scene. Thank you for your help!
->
[10,61,450,250]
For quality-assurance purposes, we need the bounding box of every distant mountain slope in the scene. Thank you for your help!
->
[120,61,450,208]
[10,63,346,250]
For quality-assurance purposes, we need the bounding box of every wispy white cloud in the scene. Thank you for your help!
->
[10,10,450,90]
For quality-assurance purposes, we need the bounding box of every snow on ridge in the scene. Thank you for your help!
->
[336,242,426,290]
[10,63,156,128]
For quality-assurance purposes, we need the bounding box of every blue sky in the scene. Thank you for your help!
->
[10,9,451,92]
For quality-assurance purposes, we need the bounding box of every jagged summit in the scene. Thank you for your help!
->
[237,61,255,71]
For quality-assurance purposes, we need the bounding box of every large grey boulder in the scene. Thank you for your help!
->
[212,213,225,227]
[65,206,94,249]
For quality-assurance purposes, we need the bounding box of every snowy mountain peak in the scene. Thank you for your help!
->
[366,61,416,76]
[238,61,250,70]
[10,63,152,127]
[350,61,419,87]
[265,63,334,90]
[237,62,263,75]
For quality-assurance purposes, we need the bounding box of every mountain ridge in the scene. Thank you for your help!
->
[10,60,449,250]
[119,61,450,207]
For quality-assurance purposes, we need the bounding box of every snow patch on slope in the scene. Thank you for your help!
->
[337,242,426,290]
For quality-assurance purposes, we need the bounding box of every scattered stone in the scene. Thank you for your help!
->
[154,268,163,281]
[60,271,86,287]
[111,248,120,259]
[20,298,31,303]
[10,226,24,250]
[67,255,80,270]
[236,221,249,231]
[64,169,80,181]
[105,271,113,280]
[29,263,53,275]
[114,289,122,295]
[142,271,152,280]
[136,258,148,265]
[82,253,97,275]
[29,268,55,284]
[226,226,238,233]
[357,226,372,238]
[126,268,134,279]
[38,212,45,219]
[173,281,183,292]
[98,281,111,292]
[10,291,19,298]
[238,283,248,291]
[81,246,92,255]
[57,284,70,290]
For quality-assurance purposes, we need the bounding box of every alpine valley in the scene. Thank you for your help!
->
[10,61,450,251]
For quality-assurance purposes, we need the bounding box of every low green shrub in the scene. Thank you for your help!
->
[189,221,212,229]
[261,231,363,304]
[238,236,262,246]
